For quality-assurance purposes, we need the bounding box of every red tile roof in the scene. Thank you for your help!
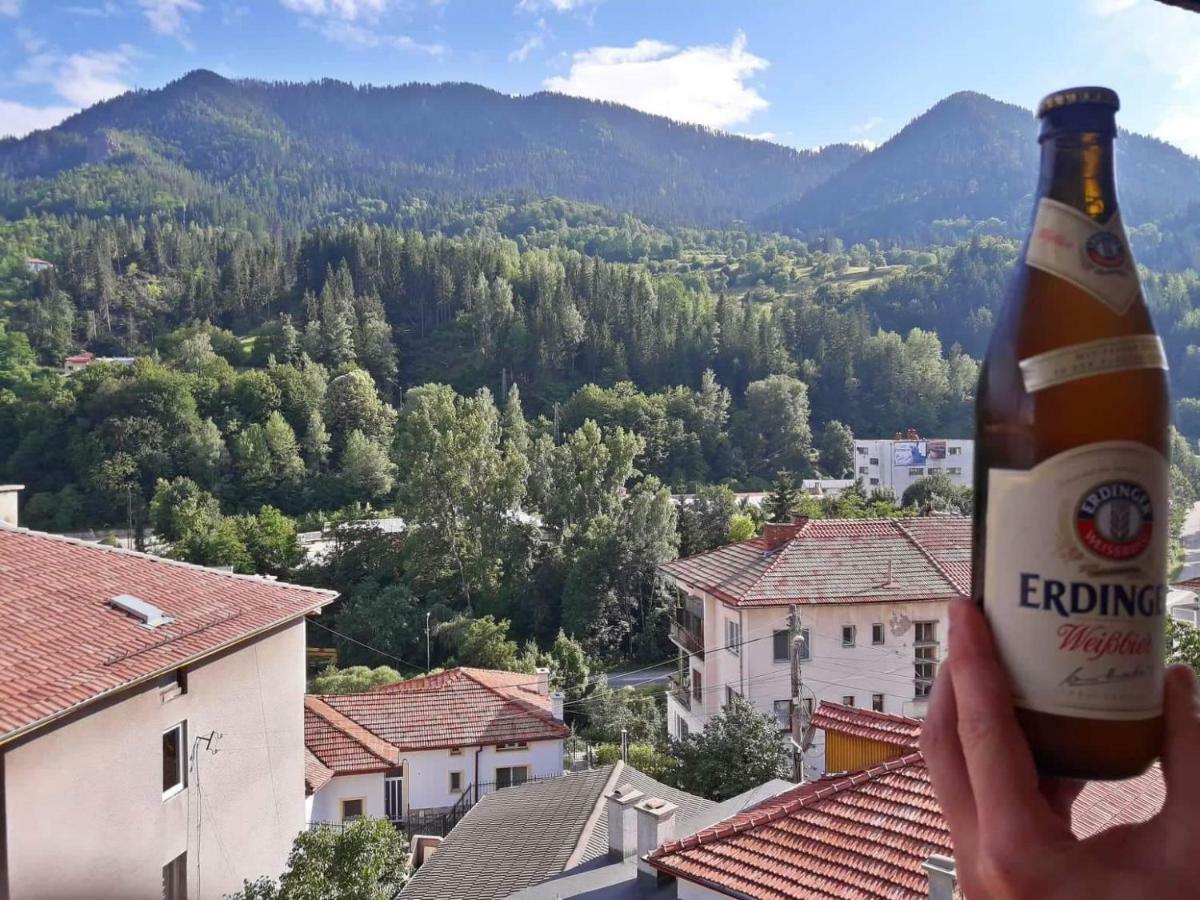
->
[651,714,1165,900]
[660,517,970,608]
[304,696,398,774]
[0,526,336,744]
[810,701,922,751]
[305,748,335,795]
[1171,576,1200,593]
[311,667,569,756]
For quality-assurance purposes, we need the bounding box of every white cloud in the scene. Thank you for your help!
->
[0,0,20,17]
[1156,108,1200,158]
[0,100,77,138]
[316,19,446,54]
[734,130,776,142]
[280,0,389,20]
[139,0,203,41]
[19,46,137,108]
[517,0,598,12]
[1091,0,1138,15]
[65,2,123,15]
[509,17,547,63]
[543,31,769,129]
[1098,0,1200,89]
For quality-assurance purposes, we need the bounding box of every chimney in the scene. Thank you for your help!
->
[550,690,565,721]
[605,784,644,860]
[534,666,550,697]
[923,855,957,900]
[761,520,805,550]
[635,797,677,883]
[0,485,22,527]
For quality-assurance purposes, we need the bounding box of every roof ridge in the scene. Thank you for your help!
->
[563,762,624,871]
[815,700,923,729]
[892,518,966,597]
[648,751,925,860]
[0,524,338,599]
[305,695,398,765]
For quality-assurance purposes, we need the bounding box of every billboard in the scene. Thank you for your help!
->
[893,441,927,466]
[926,440,947,461]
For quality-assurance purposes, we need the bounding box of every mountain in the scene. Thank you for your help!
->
[761,91,1200,244]
[0,70,865,229]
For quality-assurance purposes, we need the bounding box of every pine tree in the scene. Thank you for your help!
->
[764,471,799,523]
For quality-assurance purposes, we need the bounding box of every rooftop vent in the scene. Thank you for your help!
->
[109,594,175,629]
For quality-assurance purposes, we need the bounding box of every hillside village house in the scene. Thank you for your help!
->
[0,486,337,900]
[305,667,569,827]
[659,516,970,779]
[854,431,974,496]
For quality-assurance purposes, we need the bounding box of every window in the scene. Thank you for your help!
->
[692,669,703,703]
[908,467,924,476]
[726,686,738,706]
[948,467,962,475]
[162,852,187,900]
[773,629,790,662]
[858,466,868,474]
[869,457,879,466]
[842,695,855,707]
[158,668,187,701]
[796,628,811,660]
[449,747,463,756]
[800,698,814,721]
[870,477,880,486]
[677,717,690,740]
[915,621,939,699]
[162,722,186,798]
[841,625,855,647]
[448,771,463,793]
[495,766,529,788]
[495,742,528,752]
[872,694,885,712]
[949,446,962,456]
[872,623,884,646]
[856,446,867,456]
[773,699,792,731]
[341,798,365,821]
[726,619,741,655]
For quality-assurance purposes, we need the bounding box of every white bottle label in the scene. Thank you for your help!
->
[1025,198,1140,315]
[983,441,1167,719]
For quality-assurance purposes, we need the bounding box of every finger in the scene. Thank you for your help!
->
[947,600,1058,837]
[1038,777,1085,826]
[920,662,978,854]
[1161,664,1200,817]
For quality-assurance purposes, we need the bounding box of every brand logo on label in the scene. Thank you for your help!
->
[1085,231,1127,270]
[1075,480,1153,560]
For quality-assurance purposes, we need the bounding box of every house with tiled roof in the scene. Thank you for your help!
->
[304,666,570,827]
[659,515,970,779]
[647,704,1165,900]
[0,490,337,900]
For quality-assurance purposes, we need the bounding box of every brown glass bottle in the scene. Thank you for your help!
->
[972,87,1169,780]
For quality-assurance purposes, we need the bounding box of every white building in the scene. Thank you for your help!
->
[0,487,337,900]
[305,667,569,827]
[25,257,54,274]
[853,431,974,497]
[659,516,970,781]
[63,351,138,374]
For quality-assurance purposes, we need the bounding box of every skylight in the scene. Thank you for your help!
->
[109,594,175,629]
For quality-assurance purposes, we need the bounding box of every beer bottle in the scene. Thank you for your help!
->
[973,87,1169,779]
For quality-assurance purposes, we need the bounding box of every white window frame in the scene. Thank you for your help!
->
[842,695,856,707]
[726,619,741,656]
[448,771,464,793]
[495,765,530,788]
[772,699,792,731]
[163,851,187,900]
[340,797,366,822]
[914,620,939,699]
[162,721,187,800]
[841,625,856,648]
[872,693,885,712]
[495,741,528,752]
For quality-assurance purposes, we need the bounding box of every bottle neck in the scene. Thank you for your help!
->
[1037,131,1119,222]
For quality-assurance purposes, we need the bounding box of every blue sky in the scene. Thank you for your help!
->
[2,0,1200,155]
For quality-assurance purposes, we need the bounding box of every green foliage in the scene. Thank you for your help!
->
[580,677,665,745]
[227,817,410,900]
[676,485,738,557]
[728,513,757,542]
[901,472,973,515]
[592,742,676,780]
[817,420,855,477]
[666,695,789,801]
[1166,617,1200,670]
[309,665,405,695]
[764,471,800,524]
[439,615,531,672]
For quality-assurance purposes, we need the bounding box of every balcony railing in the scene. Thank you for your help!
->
[668,673,692,711]
[669,615,705,656]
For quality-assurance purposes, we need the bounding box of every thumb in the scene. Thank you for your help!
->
[1161,664,1200,816]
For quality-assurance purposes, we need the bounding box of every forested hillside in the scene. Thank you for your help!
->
[763,91,1200,245]
[0,71,863,230]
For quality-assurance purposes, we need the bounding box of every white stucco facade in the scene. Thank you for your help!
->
[667,582,948,780]
[853,437,973,496]
[4,620,308,900]
[308,738,564,824]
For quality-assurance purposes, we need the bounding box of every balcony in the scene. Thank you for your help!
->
[668,673,691,711]
[669,612,705,657]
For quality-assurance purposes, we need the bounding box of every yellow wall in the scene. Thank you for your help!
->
[825,730,909,773]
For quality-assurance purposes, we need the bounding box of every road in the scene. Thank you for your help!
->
[606,663,673,690]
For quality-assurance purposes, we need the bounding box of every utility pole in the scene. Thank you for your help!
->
[426,611,432,673]
[501,367,508,399]
[789,603,806,782]
[553,402,560,443]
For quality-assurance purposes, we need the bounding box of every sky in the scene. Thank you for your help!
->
[2,0,1200,155]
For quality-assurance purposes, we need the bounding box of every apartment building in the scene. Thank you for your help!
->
[854,430,973,496]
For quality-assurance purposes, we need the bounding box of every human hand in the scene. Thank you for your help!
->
[920,599,1200,900]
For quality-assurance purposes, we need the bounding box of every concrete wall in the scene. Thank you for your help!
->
[853,439,973,496]
[5,620,308,900]
[310,772,387,823]
[676,879,733,899]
